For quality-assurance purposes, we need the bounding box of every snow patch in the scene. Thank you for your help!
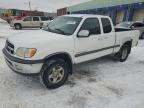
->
[0,22,144,108]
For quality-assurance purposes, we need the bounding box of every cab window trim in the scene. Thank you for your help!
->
[78,17,101,36]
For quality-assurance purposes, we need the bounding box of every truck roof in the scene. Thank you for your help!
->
[63,14,110,19]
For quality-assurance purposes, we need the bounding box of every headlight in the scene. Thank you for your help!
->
[15,47,25,57]
[16,47,37,58]
[25,48,37,58]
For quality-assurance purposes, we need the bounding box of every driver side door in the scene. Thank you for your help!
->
[74,18,103,63]
[22,16,33,27]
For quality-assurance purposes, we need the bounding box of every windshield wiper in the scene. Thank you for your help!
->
[55,28,67,35]
[44,27,70,35]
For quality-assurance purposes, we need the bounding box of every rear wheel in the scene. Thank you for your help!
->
[116,45,131,62]
[40,58,69,89]
[140,32,144,39]
[14,24,21,30]
[40,23,43,29]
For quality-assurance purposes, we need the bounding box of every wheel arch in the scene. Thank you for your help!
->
[43,52,73,74]
[14,23,21,26]
[121,40,132,54]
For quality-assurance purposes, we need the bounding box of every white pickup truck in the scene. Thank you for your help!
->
[3,14,139,89]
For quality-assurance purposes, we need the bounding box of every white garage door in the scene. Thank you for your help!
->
[116,11,124,24]
[133,9,144,21]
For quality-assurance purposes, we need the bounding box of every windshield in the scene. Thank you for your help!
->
[116,22,133,28]
[44,16,82,35]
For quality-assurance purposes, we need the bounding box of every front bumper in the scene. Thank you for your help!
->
[2,48,44,75]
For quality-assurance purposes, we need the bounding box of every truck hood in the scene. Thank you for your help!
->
[8,30,70,47]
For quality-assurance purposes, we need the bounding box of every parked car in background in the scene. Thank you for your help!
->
[116,21,144,39]
[10,16,52,29]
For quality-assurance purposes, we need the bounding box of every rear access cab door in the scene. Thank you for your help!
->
[74,16,116,63]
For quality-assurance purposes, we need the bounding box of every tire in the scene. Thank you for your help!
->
[14,24,21,30]
[140,32,144,39]
[40,58,69,89]
[40,23,43,29]
[116,45,131,62]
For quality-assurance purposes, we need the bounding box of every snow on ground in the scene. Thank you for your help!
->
[0,18,7,23]
[0,23,144,108]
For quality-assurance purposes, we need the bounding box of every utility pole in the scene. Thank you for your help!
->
[28,1,31,11]
[24,1,32,16]
[24,1,32,11]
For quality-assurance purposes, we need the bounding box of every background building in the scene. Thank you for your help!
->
[8,9,44,17]
[57,7,67,16]
[0,7,7,17]
[57,0,144,24]
[44,12,56,19]
[1,9,56,23]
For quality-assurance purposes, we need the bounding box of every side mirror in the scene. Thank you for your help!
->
[130,26,135,29]
[78,30,90,37]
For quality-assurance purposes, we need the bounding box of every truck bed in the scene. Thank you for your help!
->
[114,28,140,53]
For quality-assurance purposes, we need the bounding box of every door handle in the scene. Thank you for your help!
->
[104,37,108,39]
[98,38,103,40]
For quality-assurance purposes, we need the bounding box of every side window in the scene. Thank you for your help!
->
[101,18,112,33]
[41,17,44,21]
[41,17,49,21]
[132,23,143,27]
[33,17,40,21]
[49,17,53,20]
[80,18,101,35]
[23,17,32,21]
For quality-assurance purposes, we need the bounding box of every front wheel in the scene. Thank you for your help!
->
[40,58,69,89]
[14,24,21,30]
[116,45,131,62]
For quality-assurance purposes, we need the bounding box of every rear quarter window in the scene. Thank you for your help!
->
[41,17,49,21]
[132,23,144,28]
[101,18,112,33]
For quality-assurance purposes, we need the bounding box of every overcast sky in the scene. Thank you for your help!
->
[0,0,90,12]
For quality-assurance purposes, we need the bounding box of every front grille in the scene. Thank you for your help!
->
[5,40,14,54]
